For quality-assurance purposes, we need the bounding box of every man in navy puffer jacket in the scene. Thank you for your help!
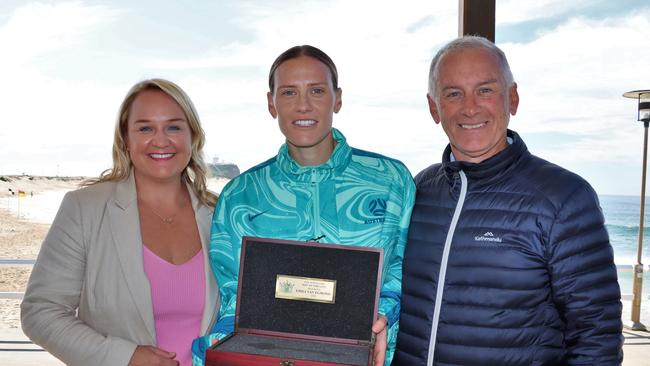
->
[393,36,623,366]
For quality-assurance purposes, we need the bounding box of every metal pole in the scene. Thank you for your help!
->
[629,121,648,330]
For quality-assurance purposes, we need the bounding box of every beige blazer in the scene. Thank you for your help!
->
[21,173,219,366]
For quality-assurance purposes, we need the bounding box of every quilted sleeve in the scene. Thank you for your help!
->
[547,183,623,365]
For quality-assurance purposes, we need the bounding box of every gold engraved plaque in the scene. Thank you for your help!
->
[275,275,337,304]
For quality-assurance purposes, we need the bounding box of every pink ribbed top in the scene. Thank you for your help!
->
[143,245,205,366]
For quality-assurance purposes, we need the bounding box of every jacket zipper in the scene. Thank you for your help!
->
[311,169,322,239]
[427,170,467,366]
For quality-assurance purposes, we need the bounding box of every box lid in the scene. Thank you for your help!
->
[235,237,383,344]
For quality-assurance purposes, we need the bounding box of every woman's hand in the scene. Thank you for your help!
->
[372,316,388,366]
[128,345,179,366]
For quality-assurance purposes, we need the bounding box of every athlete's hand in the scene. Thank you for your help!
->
[372,316,388,366]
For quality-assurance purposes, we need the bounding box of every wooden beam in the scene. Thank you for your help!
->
[459,0,495,42]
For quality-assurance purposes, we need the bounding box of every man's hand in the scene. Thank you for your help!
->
[128,345,179,366]
[372,316,388,366]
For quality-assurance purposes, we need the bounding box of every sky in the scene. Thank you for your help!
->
[1,0,649,196]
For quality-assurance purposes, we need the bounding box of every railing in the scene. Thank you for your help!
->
[0,259,34,299]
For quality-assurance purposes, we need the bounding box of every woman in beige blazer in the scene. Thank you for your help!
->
[21,79,219,366]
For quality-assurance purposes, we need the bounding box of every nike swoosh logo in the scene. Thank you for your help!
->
[247,210,269,222]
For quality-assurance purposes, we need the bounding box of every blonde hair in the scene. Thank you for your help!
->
[83,78,217,207]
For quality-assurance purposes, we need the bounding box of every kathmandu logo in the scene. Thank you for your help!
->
[365,198,387,224]
[474,231,503,243]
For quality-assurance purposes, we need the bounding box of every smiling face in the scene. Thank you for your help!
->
[267,55,342,166]
[126,88,192,184]
[429,47,519,163]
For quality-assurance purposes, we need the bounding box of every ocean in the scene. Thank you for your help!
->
[600,194,650,297]
[600,195,650,266]
[3,191,650,295]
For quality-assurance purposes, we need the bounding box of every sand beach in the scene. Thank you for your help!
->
[0,176,82,330]
[0,208,50,328]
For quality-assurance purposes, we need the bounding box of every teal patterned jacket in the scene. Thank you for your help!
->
[192,128,415,365]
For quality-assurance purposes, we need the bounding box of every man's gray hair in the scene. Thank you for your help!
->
[428,36,514,100]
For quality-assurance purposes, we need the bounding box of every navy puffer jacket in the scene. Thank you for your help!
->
[393,130,623,366]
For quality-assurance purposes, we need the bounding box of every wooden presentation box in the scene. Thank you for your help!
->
[206,236,384,366]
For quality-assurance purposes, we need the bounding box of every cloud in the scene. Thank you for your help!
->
[497,0,594,24]
[0,1,121,175]
[505,9,650,171]
[0,1,118,66]
[145,0,457,76]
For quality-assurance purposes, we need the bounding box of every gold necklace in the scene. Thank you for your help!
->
[146,206,176,224]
